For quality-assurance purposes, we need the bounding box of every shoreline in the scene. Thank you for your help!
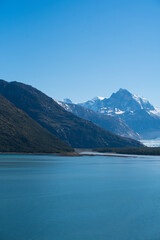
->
[0,151,140,158]
[0,152,80,157]
[0,151,132,158]
[0,149,160,157]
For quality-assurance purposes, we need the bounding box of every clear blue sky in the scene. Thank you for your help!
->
[0,0,160,105]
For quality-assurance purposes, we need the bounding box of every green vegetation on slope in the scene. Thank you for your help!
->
[0,94,72,153]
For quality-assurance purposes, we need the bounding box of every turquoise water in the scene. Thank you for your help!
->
[1,154,160,240]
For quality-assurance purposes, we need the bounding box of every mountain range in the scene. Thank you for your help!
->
[0,80,143,152]
[79,88,155,115]
[76,88,160,139]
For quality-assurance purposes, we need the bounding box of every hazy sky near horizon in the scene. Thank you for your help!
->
[0,0,160,105]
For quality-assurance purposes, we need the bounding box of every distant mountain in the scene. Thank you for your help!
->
[0,80,143,148]
[79,89,160,139]
[58,101,140,139]
[63,98,73,104]
[0,94,72,153]
[121,110,160,139]
[80,88,155,115]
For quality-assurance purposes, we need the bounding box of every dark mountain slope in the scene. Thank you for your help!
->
[0,94,72,153]
[0,80,143,148]
[58,101,140,139]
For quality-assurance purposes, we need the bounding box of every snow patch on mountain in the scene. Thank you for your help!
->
[115,109,125,115]
[133,94,152,110]
[92,96,106,101]
[150,107,160,116]
[132,95,143,109]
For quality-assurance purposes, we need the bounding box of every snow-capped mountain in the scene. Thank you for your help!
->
[78,89,160,139]
[79,88,155,116]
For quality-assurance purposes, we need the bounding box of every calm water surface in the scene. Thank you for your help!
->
[1,154,160,240]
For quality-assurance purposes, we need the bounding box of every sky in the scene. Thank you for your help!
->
[0,0,160,105]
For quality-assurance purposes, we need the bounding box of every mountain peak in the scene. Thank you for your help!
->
[119,88,130,92]
[92,96,105,101]
[63,98,73,104]
[111,88,132,98]
[80,88,155,114]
